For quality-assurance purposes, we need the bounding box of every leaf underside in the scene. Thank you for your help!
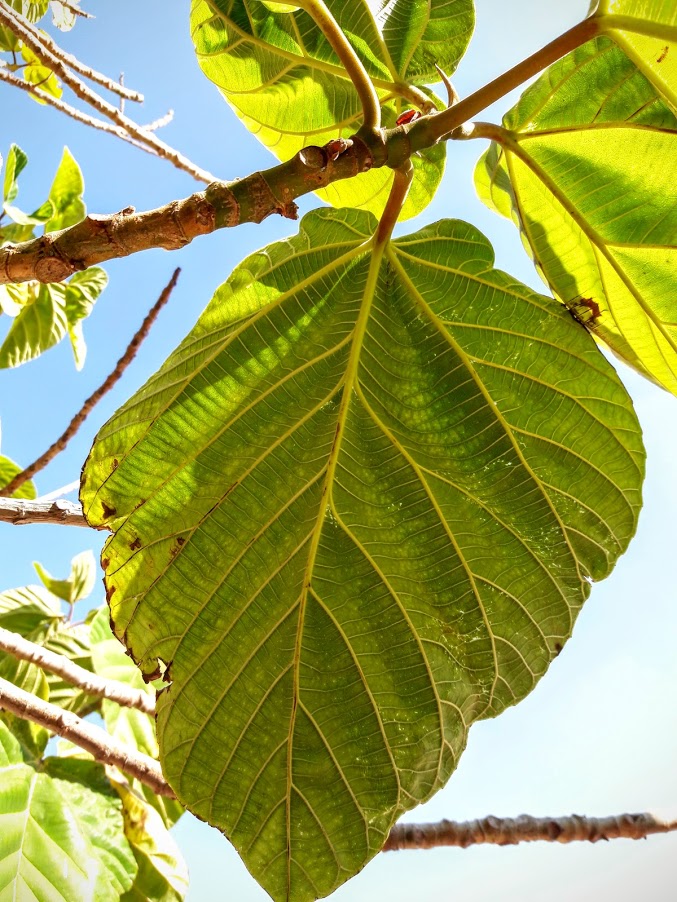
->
[475,35,677,394]
[190,0,475,218]
[82,208,643,901]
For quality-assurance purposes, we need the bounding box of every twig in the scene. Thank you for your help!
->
[0,269,180,497]
[0,626,155,715]
[0,497,87,526]
[0,139,376,285]
[36,480,81,502]
[383,813,677,851]
[142,109,174,132]
[0,68,156,156]
[0,676,172,797]
[0,4,215,183]
[56,1,94,20]
[25,13,140,101]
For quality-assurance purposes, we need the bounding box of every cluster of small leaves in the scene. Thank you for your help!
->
[0,144,108,370]
[0,0,84,101]
[0,552,188,901]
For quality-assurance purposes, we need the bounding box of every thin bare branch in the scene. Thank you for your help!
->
[0,67,156,156]
[0,269,180,497]
[0,4,215,182]
[55,1,94,20]
[142,109,175,132]
[36,480,81,502]
[25,13,140,100]
[0,141,374,285]
[383,813,677,851]
[0,676,172,796]
[0,626,155,715]
[0,497,87,526]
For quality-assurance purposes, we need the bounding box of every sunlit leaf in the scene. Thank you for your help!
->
[2,144,28,206]
[190,0,475,218]
[50,0,81,30]
[0,584,62,638]
[114,780,188,902]
[0,727,137,900]
[0,660,49,761]
[34,549,97,605]
[43,620,98,714]
[82,208,643,901]
[1,143,53,226]
[591,0,677,112]
[0,416,36,498]
[44,145,85,232]
[5,0,50,23]
[20,43,63,103]
[475,36,677,393]
[0,266,107,368]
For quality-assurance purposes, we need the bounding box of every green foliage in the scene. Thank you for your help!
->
[0,421,36,498]
[34,549,96,605]
[0,723,137,901]
[1,2,676,901]
[0,144,108,368]
[475,35,677,393]
[190,0,474,217]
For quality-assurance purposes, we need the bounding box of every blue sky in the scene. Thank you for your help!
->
[1,1,676,899]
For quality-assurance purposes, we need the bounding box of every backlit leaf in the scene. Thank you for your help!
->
[475,36,677,393]
[0,733,137,901]
[592,0,677,112]
[34,549,97,605]
[190,0,475,218]
[82,208,643,901]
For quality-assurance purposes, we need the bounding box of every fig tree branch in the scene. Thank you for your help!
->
[0,626,155,715]
[0,269,180,497]
[0,14,601,286]
[0,497,87,527]
[0,676,172,796]
[383,813,677,851]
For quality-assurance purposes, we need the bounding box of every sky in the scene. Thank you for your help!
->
[1,1,676,900]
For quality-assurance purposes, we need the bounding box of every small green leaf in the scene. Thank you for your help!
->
[82,208,644,901]
[190,0,475,217]
[5,0,50,23]
[0,584,62,638]
[20,43,63,103]
[44,146,85,232]
[34,549,97,605]
[65,266,109,368]
[0,455,36,499]
[475,36,677,393]
[0,267,106,368]
[2,143,28,206]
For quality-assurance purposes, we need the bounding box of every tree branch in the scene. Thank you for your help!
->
[0,627,155,715]
[0,269,180,497]
[0,15,604,286]
[0,4,214,183]
[0,497,87,526]
[19,15,142,101]
[0,676,172,796]
[383,813,677,851]
[0,67,157,156]
[0,143,375,284]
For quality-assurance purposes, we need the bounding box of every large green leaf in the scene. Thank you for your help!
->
[190,0,474,218]
[591,0,677,112]
[82,208,643,900]
[0,726,137,900]
[475,36,677,394]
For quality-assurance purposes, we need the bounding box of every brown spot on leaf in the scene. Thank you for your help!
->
[554,641,563,656]
[177,536,185,546]
[657,45,669,63]
[129,536,142,551]
[106,584,117,602]
[101,500,117,519]
[111,459,119,471]
[101,557,110,570]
